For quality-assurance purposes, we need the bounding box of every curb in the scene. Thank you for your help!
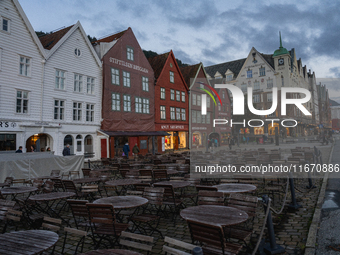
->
[305,142,334,255]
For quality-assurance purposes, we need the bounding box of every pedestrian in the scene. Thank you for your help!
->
[243,136,246,144]
[246,136,249,144]
[132,143,140,156]
[228,137,233,150]
[123,142,130,157]
[30,145,36,152]
[15,146,23,153]
[214,138,218,148]
[62,144,70,156]
[46,147,51,152]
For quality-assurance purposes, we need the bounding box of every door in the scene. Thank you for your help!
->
[101,139,107,158]
[129,137,138,156]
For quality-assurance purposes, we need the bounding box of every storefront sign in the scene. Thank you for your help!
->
[0,121,21,131]
[192,127,207,130]
[109,57,149,73]
[160,125,186,130]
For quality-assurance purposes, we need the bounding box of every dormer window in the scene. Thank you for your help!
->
[226,74,233,81]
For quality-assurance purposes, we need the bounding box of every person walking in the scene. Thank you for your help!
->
[62,144,71,156]
[123,142,130,157]
[30,145,36,152]
[228,137,233,150]
[15,146,23,153]
[132,143,140,158]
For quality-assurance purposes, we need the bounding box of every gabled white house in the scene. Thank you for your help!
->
[38,22,102,158]
[0,0,46,152]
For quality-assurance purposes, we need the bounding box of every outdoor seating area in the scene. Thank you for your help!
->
[0,145,330,254]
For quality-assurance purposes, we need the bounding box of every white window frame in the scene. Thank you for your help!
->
[226,74,233,81]
[123,71,130,87]
[86,104,94,122]
[160,88,165,99]
[1,17,10,33]
[197,95,201,106]
[181,108,186,121]
[192,94,196,105]
[112,93,120,111]
[181,91,185,102]
[170,71,174,83]
[111,68,119,85]
[55,70,65,90]
[142,98,150,114]
[73,102,82,121]
[16,90,29,114]
[19,56,30,76]
[127,47,134,61]
[123,95,131,112]
[267,79,273,89]
[142,76,149,91]
[87,77,95,94]
[254,81,260,91]
[259,67,265,76]
[247,70,252,78]
[176,108,181,120]
[192,110,196,123]
[170,107,175,120]
[170,89,175,100]
[176,90,180,101]
[54,99,64,120]
[267,93,273,102]
[74,74,83,92]
[253,94,260,103]
[160,106,166,120]
[135,97,142,113]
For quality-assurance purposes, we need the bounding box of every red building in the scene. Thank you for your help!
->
[92,28,167,157]
[148,51,189,152]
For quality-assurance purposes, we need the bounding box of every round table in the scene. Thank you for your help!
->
[214,183,257,194]
[1,186,38,196]
[154,181,190,189]
[29,192,76,201]
[0,230,59,255]
[79,249,142,255]
[73,177,101,185]
[105,179,141,187]
[93,196,148,209]
[180,205,248,227]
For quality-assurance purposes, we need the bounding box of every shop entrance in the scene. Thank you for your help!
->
[26,133,53,152]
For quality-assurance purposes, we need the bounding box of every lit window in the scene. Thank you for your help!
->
[87,77,95,94]
[55,70,65,90]
[54,100,64,120]
[142,77,149,91]
[123,95,131,112]
[170,89,175,100]
[19,56,30,76]
[86,104,94,122]
[259,67,265,76]
[111,93,120,111]
[127,47,134,61]
[160,106,166,119]
[74,74,83,92]
[170,107,175,120]
[170,71,174,83]
[123,71,130,87]
[181,92,185,102]
[135,97,142,113]
[247,70,252,78]
[111,68,119,85]
[160,88,165,99]
[16,90,28,114]
[176,91,180,101]
[73,102,82,121]
[176,108,181,120]
[181,109,186,121]
[142,98,149,114]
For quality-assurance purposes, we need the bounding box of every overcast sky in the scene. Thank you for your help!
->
[20,0,340,101]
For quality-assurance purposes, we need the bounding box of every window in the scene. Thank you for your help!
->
[127,47,134,61]
[226,74,233,81]
[259,67,265,76]
[222,91,225,99]
[87,77,95,94]
[16,90,28,114]
[160,106,166,120]
[207,112,211,124]
[135,97,142,113]
[54,100,64,120]
[197,111,201,123]
[201,113,206,124]
[86,104,94,122]
[181,92,185,102]
[19,56,30,76]
[192,110,196,123]
[281,76,284,87]
[73,102,82,121]
[267,79,273,89]
[176,108,181,120]
[241,83,247,92]
[207,97,210,108]
[74,74,83,92]
[267,93,272,102]
[74,48,81,57]
[247,70,252,78]
[143,98,149,114]
[123,71,130,87]
[192,94,196,105]
[1,17,9,32]
[181,109,186,121]
[123,95,131,112]
[170,89,175,100]
[218,103,221,111]
[170,71,174,83]
[253,94,260,103]
[112,93,120,111]
[176,90,180,101]
[254,81,260,90]
[197,95,201,106]
[142,76,149,91]
[160,88,165,99]
[170,107,175,120]
[111,68,119,85]
[55,70,65,90]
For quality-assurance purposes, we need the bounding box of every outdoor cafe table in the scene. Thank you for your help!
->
[1,186,38,199]
[214,183,257,194]
[105,179,142,195]
[29,192,75,225]
[0,230,59,255]
[154,180,190,189]
[180,205,248,227]
[73,177,101,185]
[80,249,142,255]
[93,196,148,210]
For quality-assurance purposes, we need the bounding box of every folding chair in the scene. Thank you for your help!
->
[67,199,90,230]
[62,227,88,254]
[197,190,225,206]
[119,231,154,255]
[163,236,196,255]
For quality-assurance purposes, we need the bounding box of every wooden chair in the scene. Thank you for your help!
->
[2,208,22,233]
[86,203,129,248]
[50,170,61,177]
[163,236,196,255]
[42,180,54,193]
[81,185,100,201]
[62,227,88,254]
[197,190,225,206]
[41,216,62,254]
[51,178,65,192]
[12,179,26,186]
[3,177,14,187]
[187,220,242,255]
[61,171,70,180]
[82,168,91,178]
[69,170,80,180]
[67,199,90,230]
[0,200,17,233]
[119,231,154,255]
[153,169,168,181]
[196,185,218,192]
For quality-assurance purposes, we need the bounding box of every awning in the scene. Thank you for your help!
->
[99,130,171,137]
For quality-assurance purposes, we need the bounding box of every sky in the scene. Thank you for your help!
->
[20,0,340,101]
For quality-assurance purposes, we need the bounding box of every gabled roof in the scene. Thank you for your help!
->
[180,63,201,88]
[205,58,246,79]
[260,53,275,69]
[147,52,170,80]
[94,29,127,44]
[12,0,46,58]
[39,25,73,50]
